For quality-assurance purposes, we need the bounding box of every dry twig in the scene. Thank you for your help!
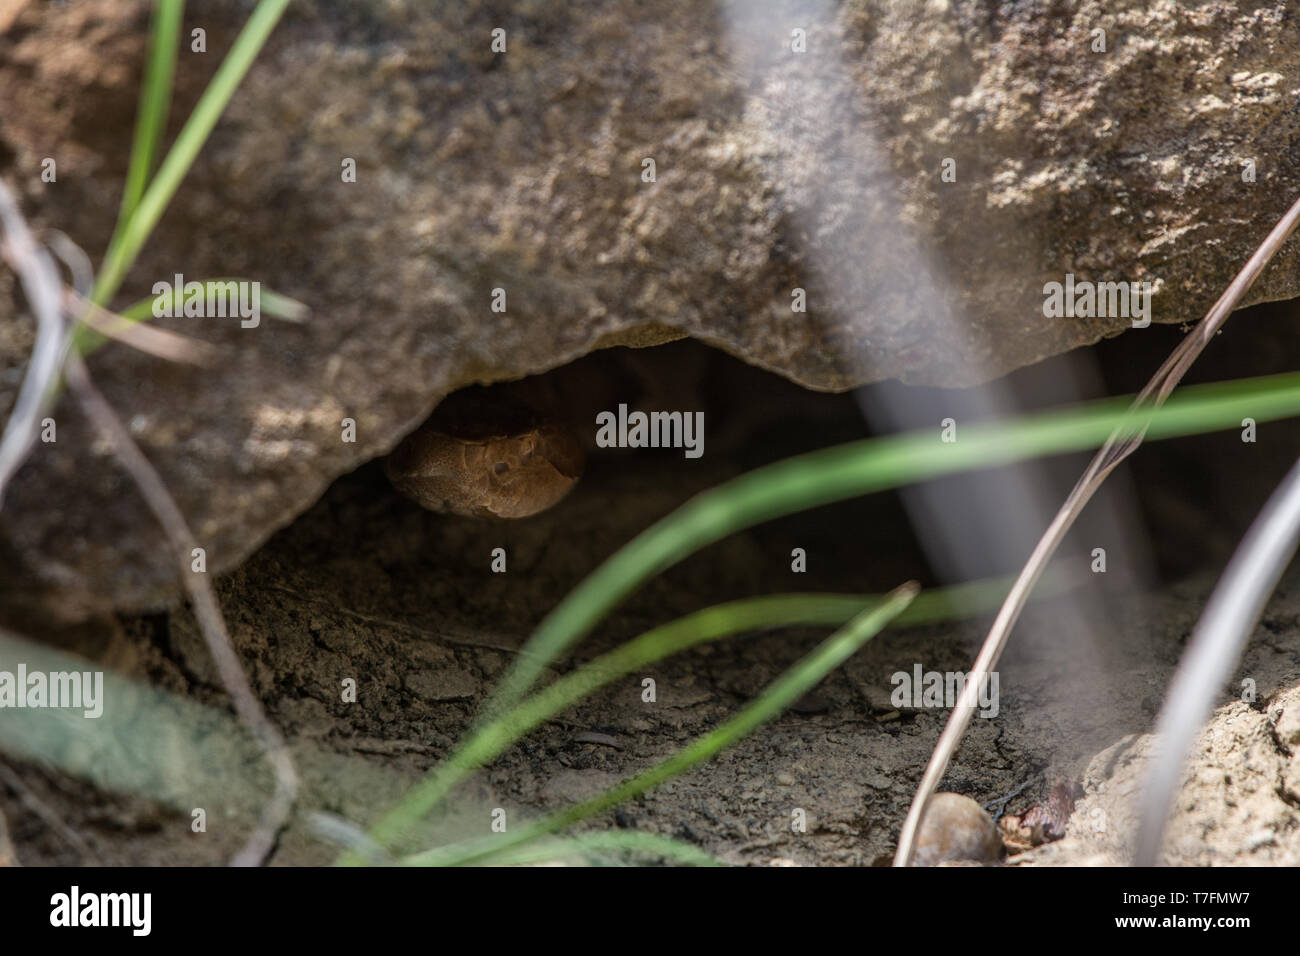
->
[894,193,1300,866]
[63,289,220,366]
[0,177,297,865]
[0,180,72,508]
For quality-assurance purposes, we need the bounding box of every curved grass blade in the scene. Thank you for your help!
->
[352,576,1036,860]
[400,583,918,866]
[0,181,73,508]
[894,193,1300,866]
[90,0,291,309]
[76,278,310,356]
[110,0,184,242]
[484,370,1300,725]
[116,279,310,323]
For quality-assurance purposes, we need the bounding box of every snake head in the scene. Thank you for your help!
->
[385,422,585,519]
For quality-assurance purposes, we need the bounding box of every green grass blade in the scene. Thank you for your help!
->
[484,370,1300,718]
[75,278,310,355]
[109,0,185,245]
[401,583,919,867]
[117,278,310,323]
[475,830,723,867]
[90,0,291,308]
[351,574,1048,860]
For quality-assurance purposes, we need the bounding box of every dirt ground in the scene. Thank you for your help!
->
[3,325,1300,867]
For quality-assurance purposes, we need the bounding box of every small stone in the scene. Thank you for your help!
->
[862,771,893,791]
[911,792,1003,866]
[403,666,476,701]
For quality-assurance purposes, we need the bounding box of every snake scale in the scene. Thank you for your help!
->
[383,344,733,519]
[384,380,587,519]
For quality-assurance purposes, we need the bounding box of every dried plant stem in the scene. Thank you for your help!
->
[61,349,298,866]
[2,176,297,865]
[0,760,95,863]
[894,193,1300,866]
[0,180,72,508]
[64,289,219,366]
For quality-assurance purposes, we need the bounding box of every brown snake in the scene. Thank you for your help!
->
[384,420,584,519]
[385,344,704,518]
[383,378,586,519]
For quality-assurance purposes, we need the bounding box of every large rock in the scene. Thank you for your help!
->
[1,0,1298,620]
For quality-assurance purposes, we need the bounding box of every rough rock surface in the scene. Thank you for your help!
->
[1012,684,1300,867]
[1,0,1299,618]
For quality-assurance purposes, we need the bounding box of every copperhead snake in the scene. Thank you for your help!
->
[384,344,711,519]
[384,418,585,519]
[383,380,586,519]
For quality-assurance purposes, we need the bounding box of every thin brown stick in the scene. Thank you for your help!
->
[0,178,296,866]
[64,289,220,366]
[62,349,298,866]
[0,760,96,864]
[0,180,73,508]
[893,193,1300,866]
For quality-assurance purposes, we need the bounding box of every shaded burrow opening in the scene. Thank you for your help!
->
[229,296,1300,822]
[302,294,1300,623]
[191,296,1300,745]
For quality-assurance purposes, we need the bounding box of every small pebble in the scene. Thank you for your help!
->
[912,792,1003,866]
[570,730,622,750]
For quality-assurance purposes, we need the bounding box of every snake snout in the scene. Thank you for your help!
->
[385,421,585,519]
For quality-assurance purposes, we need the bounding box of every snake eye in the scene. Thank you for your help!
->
[493,461,509,475]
